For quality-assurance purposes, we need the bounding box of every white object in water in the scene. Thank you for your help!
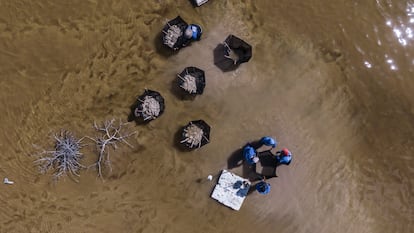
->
[193,0,209,7]
[163,25,183,48]
[3,178,14,185]
[210,170,251,211]
[184,27,193,39]
[207,175,213,181]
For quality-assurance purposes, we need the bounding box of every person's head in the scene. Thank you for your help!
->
[282,148,291,156]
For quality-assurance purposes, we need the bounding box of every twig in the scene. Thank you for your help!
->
[86,119,136,179]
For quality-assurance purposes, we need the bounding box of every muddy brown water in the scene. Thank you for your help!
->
[0,0,413,233]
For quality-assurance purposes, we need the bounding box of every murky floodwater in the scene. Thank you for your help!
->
[0,0,413,233]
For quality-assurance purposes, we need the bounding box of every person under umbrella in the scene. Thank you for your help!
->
[162,16,202,51]
[275,148,292,165]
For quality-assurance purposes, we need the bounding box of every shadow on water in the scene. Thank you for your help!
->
[153,31,179,58]
[247,183,258,196]
[213,44,240,72]
[170,78,197,101]
[227,147,244,169]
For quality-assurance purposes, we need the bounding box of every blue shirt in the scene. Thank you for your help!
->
[188,24,202,40]
[260,136,277,148]
[243,145,257,165]
[256,181,271,194]
[277,155,292,165]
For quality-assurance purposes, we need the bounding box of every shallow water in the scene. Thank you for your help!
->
[0,0,413,233]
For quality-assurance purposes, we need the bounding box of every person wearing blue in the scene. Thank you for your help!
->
[256,136,277,154]
[243,144,259,165]
[184,24,202,41]
[255,181,271,195]
[259,136,277,148]
[275,148,292,165]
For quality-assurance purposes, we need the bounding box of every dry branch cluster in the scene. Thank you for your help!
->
[163,24,182,48]
[86,119,136,178]
[34,119,136,181]
[178,74,197,94]
[181,124,205,148]
[35,131,84,181]
[135,95,161,121]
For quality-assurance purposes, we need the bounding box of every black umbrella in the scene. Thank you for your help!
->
[134,89,165,121]
[162,16,191,50]
[214,34,252,72]
[177,66,206,95]
[180,120,210,149]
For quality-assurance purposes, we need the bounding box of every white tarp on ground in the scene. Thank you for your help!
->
[210,170,251,211]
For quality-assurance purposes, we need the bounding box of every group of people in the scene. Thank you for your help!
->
[242,136,292,195]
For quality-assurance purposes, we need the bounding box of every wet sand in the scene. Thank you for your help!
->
[0,1,413,233]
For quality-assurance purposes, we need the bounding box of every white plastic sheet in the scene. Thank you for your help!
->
[210,170,251,211]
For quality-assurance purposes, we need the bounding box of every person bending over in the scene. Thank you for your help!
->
[275,148,292,165]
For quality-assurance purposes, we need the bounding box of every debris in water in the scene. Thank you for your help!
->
[179,74,197,94]
[86,119,137,179]
[34,130,84,182]
[134,89,165,122]
[177,66,206,95]
[181,124,204,148]
[3,178,14,185]
[180,120,210,149]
